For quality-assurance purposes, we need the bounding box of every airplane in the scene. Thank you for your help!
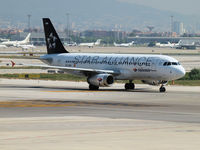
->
[79,39,101,48]
[114,41,134,47]
[159,40,197,49]
[175,40,196,50]
[155,41,175,48]
[0,38,10,42]
[16,18,185,92]
[169,40,182,48]
[1,33,31,47]
[64,42,77,47]
[0,44,7,48]
[17,44,36,50]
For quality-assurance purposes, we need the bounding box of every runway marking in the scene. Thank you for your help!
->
[0,101,75,108]
[0,100,162,108]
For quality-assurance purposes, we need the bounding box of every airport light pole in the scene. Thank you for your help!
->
[27,14,31,32]
[170,15,174,37]
[66,13,70,43]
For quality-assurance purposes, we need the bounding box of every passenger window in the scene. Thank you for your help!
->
[163,62,167,66]
[167,62,171,66]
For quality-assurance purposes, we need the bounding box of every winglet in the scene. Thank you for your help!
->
[11,61,16,67]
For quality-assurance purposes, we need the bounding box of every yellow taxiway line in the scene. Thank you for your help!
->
[0,101,75,108]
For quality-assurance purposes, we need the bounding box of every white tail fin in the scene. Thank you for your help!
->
[95,39,101,45]
[23,33,31,43]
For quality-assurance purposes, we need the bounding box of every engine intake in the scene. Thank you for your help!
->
[88,74,114,87]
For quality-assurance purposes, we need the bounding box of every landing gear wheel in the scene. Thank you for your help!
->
[125,83,135,90]
[125,83,130,90]
[89,84,99,90]
[159,86,166,92]
[130,83,135,90]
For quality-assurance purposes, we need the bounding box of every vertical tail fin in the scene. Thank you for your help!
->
[23,33,31,43]
[43,18,68,54]
[95,39,101,45]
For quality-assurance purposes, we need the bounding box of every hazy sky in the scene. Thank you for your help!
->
[0,0,199,31]
[118,0,199,15]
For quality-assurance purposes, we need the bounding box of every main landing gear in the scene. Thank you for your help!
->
[125,80,135,90]
[89,84,99,90]
[159,85,166,92]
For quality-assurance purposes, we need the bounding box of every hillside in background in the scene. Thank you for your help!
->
[0,0,198,31]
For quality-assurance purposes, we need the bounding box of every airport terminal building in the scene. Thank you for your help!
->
[18,32,67,45]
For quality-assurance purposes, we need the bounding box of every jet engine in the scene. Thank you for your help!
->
[141,80,168,86]
[87,74,114,87]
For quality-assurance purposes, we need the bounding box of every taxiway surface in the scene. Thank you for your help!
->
[0,79,200,150]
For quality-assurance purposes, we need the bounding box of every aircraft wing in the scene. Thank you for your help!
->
[16,63,120,75]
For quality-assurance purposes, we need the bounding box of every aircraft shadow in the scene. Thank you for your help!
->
[0,84,159,93]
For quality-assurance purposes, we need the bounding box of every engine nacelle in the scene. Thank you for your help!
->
[142,80,168,86]
[87,74,114,87]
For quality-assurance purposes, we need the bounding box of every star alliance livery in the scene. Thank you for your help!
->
[24,18,186,92]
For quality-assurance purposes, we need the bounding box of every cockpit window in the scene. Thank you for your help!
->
[172,62,178,65]
[163,62,180,66]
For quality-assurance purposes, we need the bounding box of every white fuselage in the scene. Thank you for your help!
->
[1,40,28,47]
[114,42,134,47]
[156,42,175,48]
[40,53,185,81]
[79,42,95,47]
[0,44,7,48]
[1,33,31,47]
[18,44,36,50]
[79,39,101,48]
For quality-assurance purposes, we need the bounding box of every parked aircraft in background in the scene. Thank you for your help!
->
[17,18,185,92]
[155,41,175,48]
[175,40,196,49]
[17,44,36,51]
[171,40,181,48]
[0,44,7,48]
[1,33,31,47]
[0,38,10,42]
[64,42,77,47]
[79,39,101,48]
[114,41,134,47]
